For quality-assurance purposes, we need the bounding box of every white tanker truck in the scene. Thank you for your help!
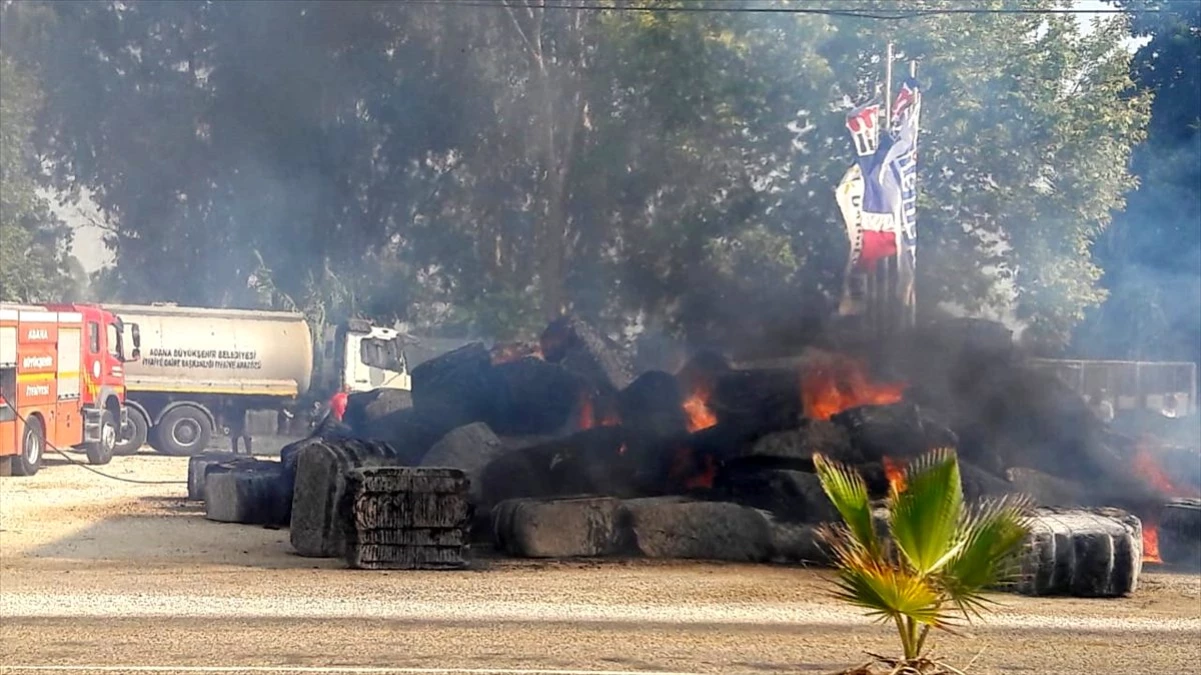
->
[107,303,410,455]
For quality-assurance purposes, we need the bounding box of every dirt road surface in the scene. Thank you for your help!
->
[2,455,1199,675]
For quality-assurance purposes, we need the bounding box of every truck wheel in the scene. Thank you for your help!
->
[113,407,149,456]
[13,416,45,477]
[86,410,117,466]
[154,406,213,456]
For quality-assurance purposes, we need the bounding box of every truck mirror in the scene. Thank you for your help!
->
[127,323,142,361]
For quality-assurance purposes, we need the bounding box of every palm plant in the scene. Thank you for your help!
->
[813,448,1033,673]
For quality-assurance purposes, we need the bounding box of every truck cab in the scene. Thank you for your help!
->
[321,319,411,394]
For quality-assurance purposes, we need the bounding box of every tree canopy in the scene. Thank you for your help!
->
[1078,0,1200,364]
[0,51,71,302]
[2,0,1156,353]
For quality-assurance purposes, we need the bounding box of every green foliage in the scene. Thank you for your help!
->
[1078,0,1200,364]
[0,53,71,302]
[3,1,1150,347]
[814,448,1033,663]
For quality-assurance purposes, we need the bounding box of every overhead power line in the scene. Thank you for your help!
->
[400,0,1149,19]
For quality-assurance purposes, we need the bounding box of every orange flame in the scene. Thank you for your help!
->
[684,454,717,490]
[883,456,907,494]
[667,446,718,490]
[801,354,905,421]
[578,389,620,431]
[682,382,718,433]
[1132,440,1200,564]
[1143,518,1162,564]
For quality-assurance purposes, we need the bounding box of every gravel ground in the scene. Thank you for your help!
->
[1,455,1200,675]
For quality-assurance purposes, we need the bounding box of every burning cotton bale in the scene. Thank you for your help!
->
[675,351,729,433]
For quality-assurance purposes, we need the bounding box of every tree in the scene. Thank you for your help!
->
[10,0,1150,350]
[1079,0,1201,364]
[0,53,71,302]
[814,448,1032,672]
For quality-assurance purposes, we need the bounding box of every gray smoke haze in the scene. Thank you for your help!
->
[3,0,1186,362]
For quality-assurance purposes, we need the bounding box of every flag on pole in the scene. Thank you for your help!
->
[845,102,900,270]
[835,78,921,321]
[885,78,921,315]
[836,164,867,316]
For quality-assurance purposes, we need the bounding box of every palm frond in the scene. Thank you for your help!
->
[814,453,881,558]
[888,448,965,577]
[831,547,948,627]
[938,494,1035,621]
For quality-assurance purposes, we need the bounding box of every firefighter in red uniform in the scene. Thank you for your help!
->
[328,389,350,423]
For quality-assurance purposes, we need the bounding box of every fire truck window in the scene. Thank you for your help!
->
[107,323,120,357]
[88,322,100,353]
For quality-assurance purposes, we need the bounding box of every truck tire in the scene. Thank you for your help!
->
[113,406,149,456]
[85,410,117,466]
[153,406,214,456]
[12,416,45,477]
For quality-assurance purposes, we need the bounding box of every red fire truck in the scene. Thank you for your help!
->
[0,303,140,476]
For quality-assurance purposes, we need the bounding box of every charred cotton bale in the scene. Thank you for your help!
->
[709,368,801,434]
[621,497,773,562]
[958,462,1019,504]
[1160,499,1201,567]
[419,423,506,503]
[340,467,471,570]
[618,371,689,441]
[540,316,635,392]
[344,388,413,434]
[832,402,957,463]
[487,358,580,435]
[738,421,857,468]
[492,497,623,558]
[766,518,831,565]
[357,407,457,465]
[204,461,289,525]
[410,342,499,428]
[1014,507,1143,597]
[480,426,634,506]
[714,467,838,524]
[188,452,259,501]
[1005,467,1087,507]
[289,439,403,558]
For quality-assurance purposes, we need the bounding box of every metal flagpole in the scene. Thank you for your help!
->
[877,42,894,343]
[906,59,918,329]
